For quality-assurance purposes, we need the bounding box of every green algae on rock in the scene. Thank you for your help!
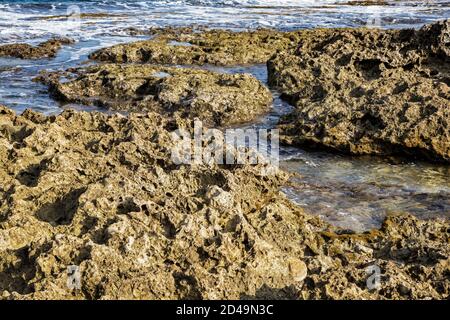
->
[38,64,272,126]
[0,105,448,300]
[89,28,303,65]
[0,38,74,59]
[268,20,450,162]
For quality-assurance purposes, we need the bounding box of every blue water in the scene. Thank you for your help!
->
[0,0,449,230]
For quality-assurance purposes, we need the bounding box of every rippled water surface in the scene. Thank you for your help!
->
[0,0,449,231]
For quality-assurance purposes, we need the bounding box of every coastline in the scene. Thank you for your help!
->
[0,19,449,300]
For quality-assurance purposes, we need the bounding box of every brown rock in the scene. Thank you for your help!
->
[268,20,450,162]
[0,105,448,300]
[90,28,303,65]
[39,64,272,126]
[0,38,74,59]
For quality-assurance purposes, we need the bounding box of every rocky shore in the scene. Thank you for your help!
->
[0,20,449,300]
[37,64,272,126]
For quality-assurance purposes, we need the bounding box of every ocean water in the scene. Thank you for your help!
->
[1,0,449,44]
[0,0,449,231]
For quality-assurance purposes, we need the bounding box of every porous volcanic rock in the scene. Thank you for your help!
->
[0,105,448,300]
[0,38,74,59]
[39,64,272,126]
[89,28,303,65]
[268,20,450,162]
[36,13,127,20]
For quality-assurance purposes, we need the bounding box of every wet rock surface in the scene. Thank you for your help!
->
[0,38,74,59]
[90,28,303,65]
[0,105,448,300]
[39,64,272,126]
[268,20,450,162]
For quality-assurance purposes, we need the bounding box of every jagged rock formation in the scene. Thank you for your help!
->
[38,64,272,126]
[268,20,450,162]
[90,28,303,65]
[0,38,74,59]
[0,105,448,300]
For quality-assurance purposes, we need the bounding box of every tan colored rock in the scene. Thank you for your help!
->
[0,38,74,59]
[288,258,308,282]
[90,28,303,65]
[0,105,448,300]
[39,64,272,126]
[268,20,450,162]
